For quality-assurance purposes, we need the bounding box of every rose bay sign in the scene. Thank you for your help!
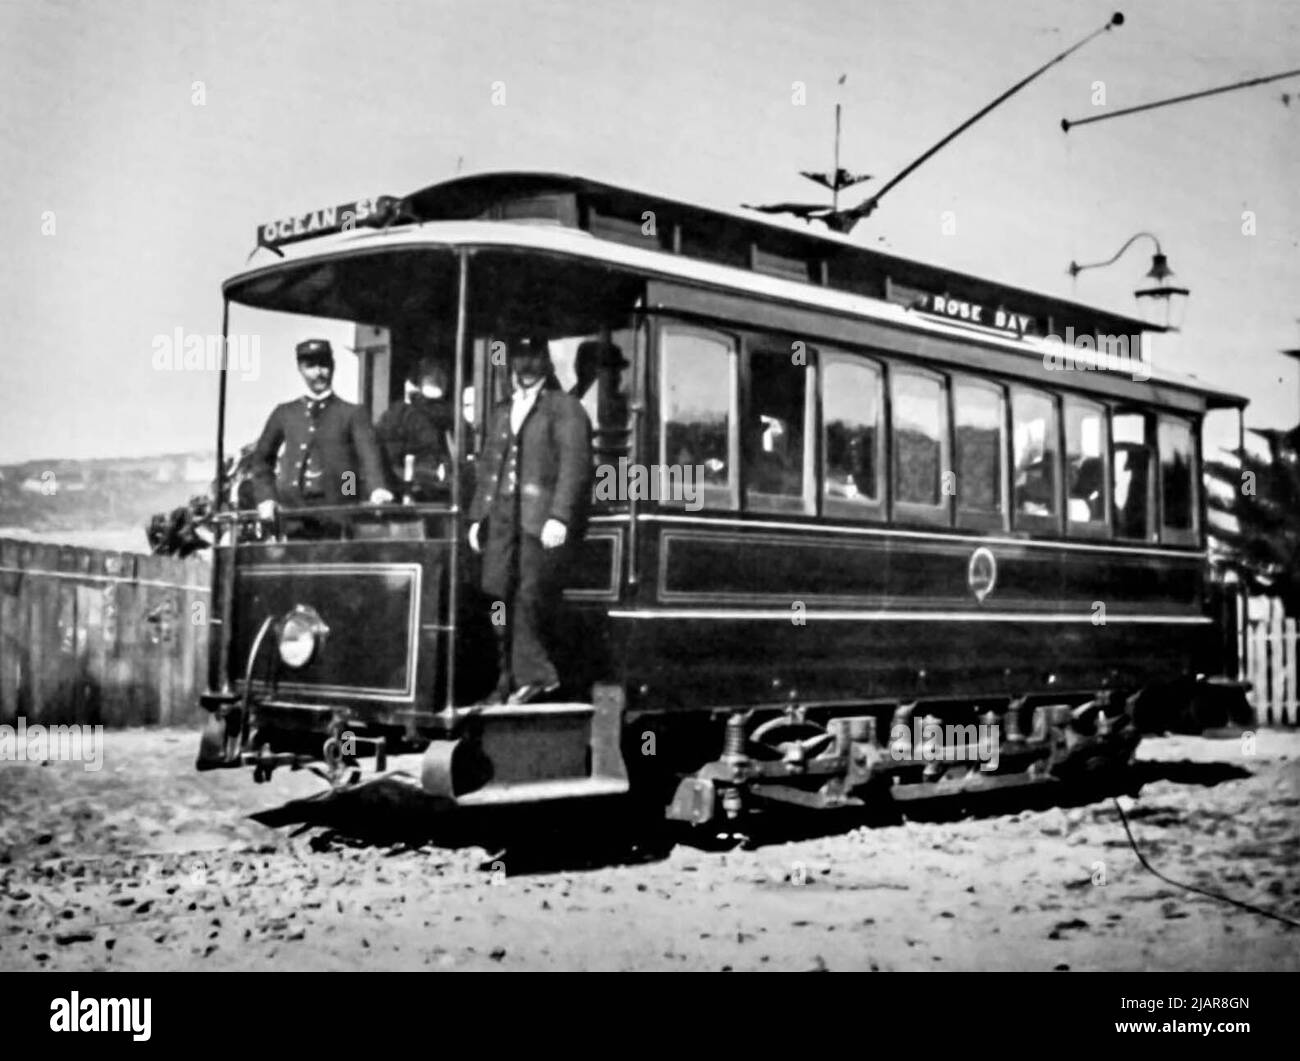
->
[912,293,1035,338]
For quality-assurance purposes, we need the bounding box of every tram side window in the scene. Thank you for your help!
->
[745,348,812,513]
[891,370,948,513]
[1064,398,1107,530]
[1158,416,1197,536]
[1112,411,1153,540]
[660,328,736,509]
[822,357,882,518]
[1012,388,1059,525]
[953,377,1004,521]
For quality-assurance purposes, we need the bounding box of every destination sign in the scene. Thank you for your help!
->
[912,293,1036,338]
[257,196,397,250]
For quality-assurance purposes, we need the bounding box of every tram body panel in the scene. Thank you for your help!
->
[606,515,1214,713]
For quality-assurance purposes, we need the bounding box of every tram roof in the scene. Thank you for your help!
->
[405,171,1163,331]
[228,170,1248,411]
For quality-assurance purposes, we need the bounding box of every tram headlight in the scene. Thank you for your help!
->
[278,606,328,669]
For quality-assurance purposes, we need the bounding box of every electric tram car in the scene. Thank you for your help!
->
[196,171,1252,825]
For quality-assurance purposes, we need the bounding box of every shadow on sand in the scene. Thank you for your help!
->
[246,757,1254,876]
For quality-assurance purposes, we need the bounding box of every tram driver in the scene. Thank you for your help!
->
[250,339,393,532]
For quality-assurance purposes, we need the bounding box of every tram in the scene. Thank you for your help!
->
[196,171,1252,824]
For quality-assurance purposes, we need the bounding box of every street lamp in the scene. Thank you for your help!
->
[1068,232,1190,332]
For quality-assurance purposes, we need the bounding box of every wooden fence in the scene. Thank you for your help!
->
[0,539,211,728]
[1240,595,1298,727]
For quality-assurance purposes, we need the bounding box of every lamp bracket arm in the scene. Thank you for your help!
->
[1068,231,1162,276]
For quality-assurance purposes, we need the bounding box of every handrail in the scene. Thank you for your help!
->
[210,502,455,524]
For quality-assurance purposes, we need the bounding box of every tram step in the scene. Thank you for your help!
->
[422,693,630,802]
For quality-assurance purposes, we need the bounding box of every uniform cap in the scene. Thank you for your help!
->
[295,338,334,363]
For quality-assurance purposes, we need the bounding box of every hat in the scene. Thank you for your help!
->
[406,357,449,390]
[295,338,334,363]
[507,336,551,360]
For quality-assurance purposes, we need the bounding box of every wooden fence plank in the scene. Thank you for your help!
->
[1269,602,1284,727]
[1285,617,1298,727]
[0,539,21,726]
[101,551,131,728]
[0,538,211,728]
[1242,597,1300,727]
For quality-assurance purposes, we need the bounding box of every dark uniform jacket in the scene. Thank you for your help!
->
[469,381,592,538]
[374,397,455,494]
[250,393,387,508]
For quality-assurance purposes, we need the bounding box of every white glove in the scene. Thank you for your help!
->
[468,521,482,554]
[540,518,567,549]
[369,488,394,504]
[256,499,277,521]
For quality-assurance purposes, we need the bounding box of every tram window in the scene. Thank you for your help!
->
[745,348,812,513]
[1064,398,1108,531]
[660,327,737,509]
[953,377,1004,521]
[1158,415,1197,536]
[822,356,882,519]
[891,369,948,512]
[1111,411,1153,540]
[1011,388,1059,526]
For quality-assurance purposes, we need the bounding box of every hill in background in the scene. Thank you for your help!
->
[0,452,214,554]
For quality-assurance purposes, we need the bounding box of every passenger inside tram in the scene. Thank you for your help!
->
[1068,456,1105,522]
[556,338,631,460]
[745,352,806,501]
[1112,444,1151,539]
[374,357,456,500]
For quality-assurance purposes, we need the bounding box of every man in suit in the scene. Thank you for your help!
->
[468,337,592,705]
[251,339,392,531]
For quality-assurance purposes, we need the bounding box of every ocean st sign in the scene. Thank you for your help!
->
[256,195,402,251]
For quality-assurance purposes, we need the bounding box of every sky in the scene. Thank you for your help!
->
[1,0,1297,464]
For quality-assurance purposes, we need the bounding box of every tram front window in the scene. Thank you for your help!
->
[222,249,464,518]
[224,247,646,522]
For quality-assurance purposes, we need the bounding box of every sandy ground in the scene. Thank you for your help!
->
[1,727,1296,971]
